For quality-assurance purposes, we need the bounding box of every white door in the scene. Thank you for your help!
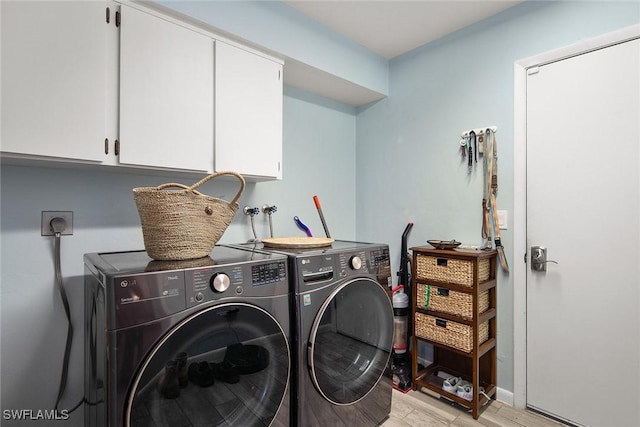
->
[526,39,639,426]
[1,1,109,162]
[214,41,283,179]
[119,5,214,172]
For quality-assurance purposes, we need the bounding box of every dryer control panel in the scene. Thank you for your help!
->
[298,255,335,286]
[295,245,392,290]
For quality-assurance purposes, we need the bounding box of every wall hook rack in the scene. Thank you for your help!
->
[460,126,497,139]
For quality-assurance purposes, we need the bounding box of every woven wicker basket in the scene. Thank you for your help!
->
[417,284,489,320]
[414,312,488,353]
[415,255,490,287]
[133,171,245,261]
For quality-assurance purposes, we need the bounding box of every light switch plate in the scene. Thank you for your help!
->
[497,210,508,230]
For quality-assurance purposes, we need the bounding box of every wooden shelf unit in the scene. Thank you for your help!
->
[410,247,497,419]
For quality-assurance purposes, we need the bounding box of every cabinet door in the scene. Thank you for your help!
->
[215,42,283,180]
[119,5,213,172]
[1,1,109,162]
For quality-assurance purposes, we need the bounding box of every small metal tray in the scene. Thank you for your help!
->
[427,240,462,250]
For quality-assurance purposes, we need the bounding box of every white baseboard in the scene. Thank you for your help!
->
[496,387,514,406]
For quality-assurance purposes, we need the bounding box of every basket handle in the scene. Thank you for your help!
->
[188,171,246,205]
[155,171,246,204]
[156,182,205,196]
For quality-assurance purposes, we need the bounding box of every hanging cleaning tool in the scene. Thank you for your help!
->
[482,136,492,249]
[293,216,313,237]
[468,131,475,173]
[483,129,509,272]
[312,195,331,238]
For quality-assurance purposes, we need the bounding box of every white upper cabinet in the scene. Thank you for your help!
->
[1,1,109,162]
[119,5,214,172]
[215,41,283,180]
[1,2,282,179]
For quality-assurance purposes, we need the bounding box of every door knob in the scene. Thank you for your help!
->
[531,246,558,272]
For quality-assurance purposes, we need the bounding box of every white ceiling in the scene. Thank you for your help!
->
[283,0,523,59]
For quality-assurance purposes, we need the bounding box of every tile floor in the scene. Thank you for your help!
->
[384,389,564,427]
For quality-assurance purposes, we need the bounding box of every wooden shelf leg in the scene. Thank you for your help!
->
[472,354,480,419]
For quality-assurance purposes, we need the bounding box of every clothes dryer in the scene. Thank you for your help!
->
[226,241,394,426]
[83,246,291,427]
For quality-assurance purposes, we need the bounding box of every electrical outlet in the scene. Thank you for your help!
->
[41,211,73,236]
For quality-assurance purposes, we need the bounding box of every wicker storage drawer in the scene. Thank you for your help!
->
[414,312,488,353]
[416,283,489,320]
[415,254,490,287]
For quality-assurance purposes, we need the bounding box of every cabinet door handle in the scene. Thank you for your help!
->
[115,140,120,156]
[104,138,109,155]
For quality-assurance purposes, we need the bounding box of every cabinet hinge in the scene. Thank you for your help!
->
[104,138,109,155]
[106,7,110,24]
[115,10,121,27]
[115,139,120,156]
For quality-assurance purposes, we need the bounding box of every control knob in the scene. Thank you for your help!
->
[349,255,362,270]
[210,273,230,293]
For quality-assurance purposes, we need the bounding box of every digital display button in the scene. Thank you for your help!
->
[251,261,286,286]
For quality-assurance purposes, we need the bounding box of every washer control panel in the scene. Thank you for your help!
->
[111,271,186,329]
[252,261,287,286]
[185,260,287,308]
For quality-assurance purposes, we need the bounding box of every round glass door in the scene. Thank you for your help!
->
[308,278,393,405]
[126,303,289,426]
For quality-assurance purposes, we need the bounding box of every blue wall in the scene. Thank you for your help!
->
[355,0,640,392]
[1,0,639,424]
[157,0,389,96]
[0,91,357,425]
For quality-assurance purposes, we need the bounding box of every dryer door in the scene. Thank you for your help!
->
[126,303,289,426]
[308,278,393,405]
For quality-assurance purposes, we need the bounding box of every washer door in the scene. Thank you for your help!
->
[308,278,393,405]
[126,303,289,426]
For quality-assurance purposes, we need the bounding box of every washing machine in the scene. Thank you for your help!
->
[226,241,394,426]
[83,246,291,427]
